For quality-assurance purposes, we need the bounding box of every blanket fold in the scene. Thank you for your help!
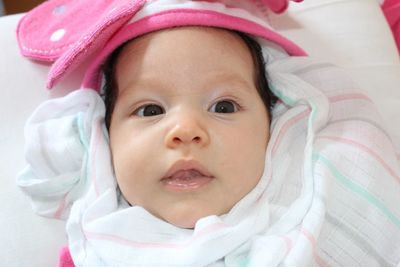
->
[17,50,400,266]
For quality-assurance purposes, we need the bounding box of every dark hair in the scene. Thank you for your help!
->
[102,29,277,129]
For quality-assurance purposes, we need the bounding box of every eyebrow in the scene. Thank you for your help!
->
[117,72,255,99]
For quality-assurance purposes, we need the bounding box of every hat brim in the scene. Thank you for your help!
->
[81,9,306,91]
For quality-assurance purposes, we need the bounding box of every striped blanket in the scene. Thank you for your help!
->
[17,51,400,266]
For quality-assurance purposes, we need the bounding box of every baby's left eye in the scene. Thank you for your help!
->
[134,104,165,117]
[208,100,239,113]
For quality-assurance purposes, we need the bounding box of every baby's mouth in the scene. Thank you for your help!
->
[161,161,214,191]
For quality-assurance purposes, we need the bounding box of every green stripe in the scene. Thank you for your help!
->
[268,82,296,106]
[313,153,400,229]
[77,112,89,151]
[238,256,250,267]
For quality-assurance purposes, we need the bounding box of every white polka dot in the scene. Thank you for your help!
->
[53,5,67,15]
[50,29,66,42]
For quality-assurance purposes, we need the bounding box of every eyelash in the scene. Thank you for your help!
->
[208,98,242,113]
[133,103,165,117]
[131,98,243,117]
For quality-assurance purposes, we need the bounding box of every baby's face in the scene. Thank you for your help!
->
[109,27,270,228]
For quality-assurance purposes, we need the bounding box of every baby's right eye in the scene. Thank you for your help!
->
[134,104,165,117]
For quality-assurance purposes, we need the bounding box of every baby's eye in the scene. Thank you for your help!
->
[134,104,165,117]
[209,100,239,113]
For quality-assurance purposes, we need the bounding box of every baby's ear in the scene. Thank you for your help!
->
[17,0,145,89]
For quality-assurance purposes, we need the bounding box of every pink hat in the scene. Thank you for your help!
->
[17,0,306,91]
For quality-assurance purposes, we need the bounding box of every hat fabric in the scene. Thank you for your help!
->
[17,0,306,89]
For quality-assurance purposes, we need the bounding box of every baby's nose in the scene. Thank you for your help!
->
[164,114,210,149]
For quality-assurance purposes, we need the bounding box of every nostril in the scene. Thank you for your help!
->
[173,136,201,143]
[193,136,201,143]
[173,137,181,143]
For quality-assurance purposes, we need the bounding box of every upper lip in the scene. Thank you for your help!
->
[162,159,213,180]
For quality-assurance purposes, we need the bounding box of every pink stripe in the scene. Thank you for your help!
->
[328,93,372,103]
[85,222,226,249]
[300,227,316,246]
[318,136,400,184]
[272,108,310,154]
[280,235,293,255]
[82,8,306,90]
[301,228,329,267]
[271,93,372,155]
[54,192,68,220]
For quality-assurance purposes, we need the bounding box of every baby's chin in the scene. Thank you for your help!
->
[156,203,230,229]
[159,209,207,229]
[166,215,199,229]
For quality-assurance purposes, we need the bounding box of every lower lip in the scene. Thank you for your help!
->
[161,175,213,191]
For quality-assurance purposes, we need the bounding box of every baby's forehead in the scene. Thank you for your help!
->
[116,27,253,64]
[112,27,257,90]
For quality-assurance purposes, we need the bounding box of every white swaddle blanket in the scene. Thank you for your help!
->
[17,50,400,266]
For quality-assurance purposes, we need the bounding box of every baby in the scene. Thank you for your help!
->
[102,26,276,229]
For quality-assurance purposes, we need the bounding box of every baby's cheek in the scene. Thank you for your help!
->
[113,156,144,205]
[231,130,266,180]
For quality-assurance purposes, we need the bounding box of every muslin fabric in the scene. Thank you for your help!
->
[17,44,400,266]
